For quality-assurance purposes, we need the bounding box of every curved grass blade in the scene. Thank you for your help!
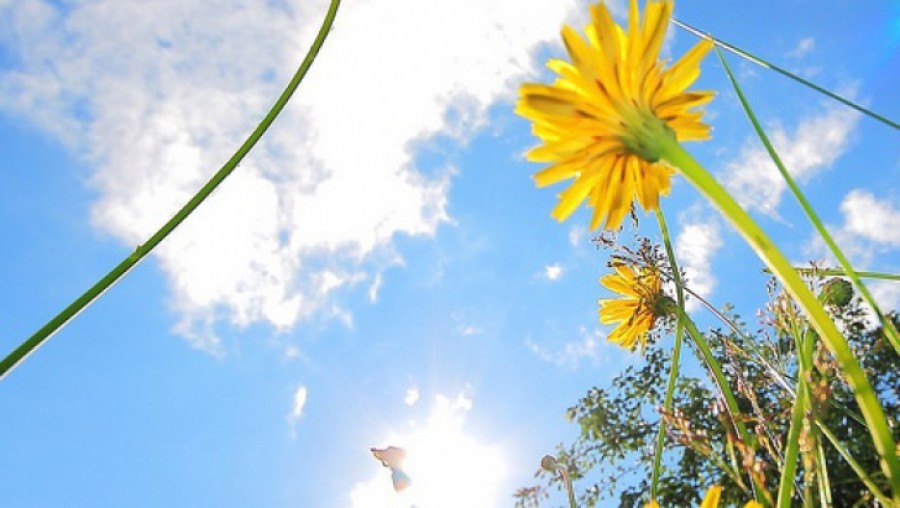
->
[0,0,343,380]
[672,18,899,131]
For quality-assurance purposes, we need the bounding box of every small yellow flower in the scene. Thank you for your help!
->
[598,263,666,350]
[644,486,764,508]
[517,0,714,230]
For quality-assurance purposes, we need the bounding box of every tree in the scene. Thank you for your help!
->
[515,282,899,507]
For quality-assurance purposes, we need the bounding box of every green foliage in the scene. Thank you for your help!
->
[515,290,899,508]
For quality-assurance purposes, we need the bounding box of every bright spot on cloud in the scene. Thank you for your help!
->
[287,385,308,426]
[404,386,420,407]
[544,263,564,281]
[675,215,723,310]
[0,0,579,351]
[724,105,859,217]
[350,393,504,508]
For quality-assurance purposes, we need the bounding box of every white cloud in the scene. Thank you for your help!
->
[287,384,308,426]
[458,325,483,337]
[675,214,723,310]
[870,281,900,315]
[723,105,859,217]
[284,345,300,360]
[0,0,579,350]
[404,385,420,407]
[568,224,586,247]
[543,263,564,281]
[805,189,900,269]
[526,326,601,369]
[368,273,384,304]
[787,37,815,58]
[804,190,900,323]
[840,189,900,247]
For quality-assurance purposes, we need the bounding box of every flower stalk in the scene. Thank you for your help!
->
[650,209,687,499]
[714,46,900,358]
[667,301,767,504]
[655,132,900,501]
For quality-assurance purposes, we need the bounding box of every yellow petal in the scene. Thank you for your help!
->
[700,486,723,508]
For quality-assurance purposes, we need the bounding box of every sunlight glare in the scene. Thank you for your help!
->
[351,393,505,508]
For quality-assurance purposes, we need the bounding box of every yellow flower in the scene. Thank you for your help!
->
[645,486,764,508]
[598,263,666,350]
[516,0,714,230]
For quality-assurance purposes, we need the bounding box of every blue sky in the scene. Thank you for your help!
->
[1,0,898,507]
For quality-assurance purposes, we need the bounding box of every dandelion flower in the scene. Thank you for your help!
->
[644,485,763,507]
[516,0,714,230]
[598,263,669,350]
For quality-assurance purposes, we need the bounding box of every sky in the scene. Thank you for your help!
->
[0,0,898,507]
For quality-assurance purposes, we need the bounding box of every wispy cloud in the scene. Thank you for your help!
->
[786,37,815,59]
[0,0,578,351]
[568,224,587,248]
[526,326,602,369]
[723,105,859,217]
[287,384,308,429]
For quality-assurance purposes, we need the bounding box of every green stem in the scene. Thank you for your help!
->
[715,46,900,358]
[561,469,578,508]
[657,136,900,502]
[674,305,766,504]
[0,0,342,380]
[777,372,808,508]
[649,209,686,500]
[767,268,900,283]
[777,327,815,508]
[816,422,893,506]
[671,18,899,131]
[816,440,832,508]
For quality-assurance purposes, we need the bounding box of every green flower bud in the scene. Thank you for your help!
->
[818,278,853,308]
[540,455,559,472]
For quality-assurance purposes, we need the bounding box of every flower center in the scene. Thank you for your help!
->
[619,108,677,163]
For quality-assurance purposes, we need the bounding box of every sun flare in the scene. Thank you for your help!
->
[351,394,505,508]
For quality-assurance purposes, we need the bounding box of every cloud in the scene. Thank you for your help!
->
[287,384,308,426]
[786,37,815,59]
[723,105,859,217]
[284,345,300,360]
[840,189,900,247]
[543,263,564,281]
[804,190,900,321]
[870,281,900,314]
[457,325,483,337]
[403,385,420,407]
[675,213,723,310]
[526,326,601,369]
[0,0,579,350]
[806,189,900,269]
[568,225,586,247]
